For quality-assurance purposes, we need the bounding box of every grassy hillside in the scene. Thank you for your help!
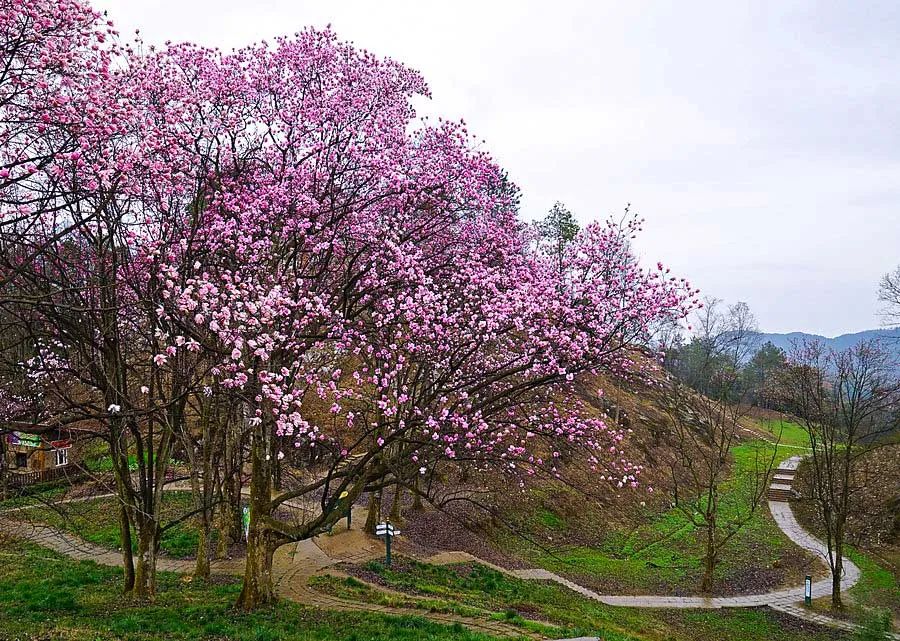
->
[487,439,813,597]
[791,445,900,624]
[399,364,816,597]
[21,491,212,558]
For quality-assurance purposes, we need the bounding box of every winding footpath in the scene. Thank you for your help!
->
[2,455,895,640]
[511,456,875,638]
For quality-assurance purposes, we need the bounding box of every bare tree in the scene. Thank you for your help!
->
[780,339,900,609]
[664,300,773,593]
[879,265,900,325]
[667,297,759,400]
[664,378,778,593]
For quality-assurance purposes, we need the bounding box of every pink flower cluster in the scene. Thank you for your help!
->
[1,0,697,487]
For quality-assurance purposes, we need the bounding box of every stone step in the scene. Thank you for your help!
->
[773,474,794,483]
[769,482,792,491]
[767,489,793,501]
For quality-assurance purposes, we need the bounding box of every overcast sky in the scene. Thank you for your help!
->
[94,1,900,336]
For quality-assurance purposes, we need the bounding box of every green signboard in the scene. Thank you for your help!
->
[12,432,41,447]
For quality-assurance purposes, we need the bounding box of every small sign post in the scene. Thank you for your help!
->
[804,575,812,606]
[340,491,351,530]
[242,506,250,542]
[375,520,399,567]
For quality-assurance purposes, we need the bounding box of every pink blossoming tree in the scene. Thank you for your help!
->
[2,0,697,608]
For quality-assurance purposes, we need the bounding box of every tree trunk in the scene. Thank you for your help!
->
[119,505,135,592]
[412,478,423,510]
[831,540,844,609]
[194,519,211,580]
[215,507,230,559]
[224,414,244,543]
[364,490,381,534]
[389,486,403,524]
[0,436,8,499]
[236,526,277,609]
[700,522,716,594]
[236,414,277,610]
[272,436,283,491]
[133,524,159,600]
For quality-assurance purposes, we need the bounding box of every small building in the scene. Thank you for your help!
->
[3,422,79,488]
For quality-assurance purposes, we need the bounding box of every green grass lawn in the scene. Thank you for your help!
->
[0,531,849,641]
[846,546,900,625]
[755,419,811,448]
[0,484,68,510]
[21,491,209,558]
[316,556,847,641]
[0,540,509,641]
[848,547,900,610]
[309,574,565,638]
[509,441,812,596]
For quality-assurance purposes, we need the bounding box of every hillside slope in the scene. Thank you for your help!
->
[397,359,815,597]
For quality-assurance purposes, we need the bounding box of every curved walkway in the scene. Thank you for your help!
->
[514,456,860,606]
[2,455,894,640]
[506,456,872,637]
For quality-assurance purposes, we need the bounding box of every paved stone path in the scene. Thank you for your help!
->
[3,454,896,640]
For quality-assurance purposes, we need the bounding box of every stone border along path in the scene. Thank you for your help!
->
[2,456,897,640]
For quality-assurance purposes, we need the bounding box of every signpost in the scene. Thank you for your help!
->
[804,575,812,606]
[340,491,351,530]
[375,520,399,567]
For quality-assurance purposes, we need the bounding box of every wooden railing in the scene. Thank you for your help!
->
[5,465,85,489]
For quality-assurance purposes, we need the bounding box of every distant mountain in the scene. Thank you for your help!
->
[754,327,900,356]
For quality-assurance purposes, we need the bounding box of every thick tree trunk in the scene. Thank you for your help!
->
[224,414,244,543]
[831,540,844,609]
[236,414,277,610]
[194,520,211,580]
[191,409,214,580]
[364,490,381,534]
[236,527,277,609]
[119,505,135,592]
[133,524,159,600]
[389,486,403,524]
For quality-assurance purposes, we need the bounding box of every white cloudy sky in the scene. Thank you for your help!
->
[94,1,900,336]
